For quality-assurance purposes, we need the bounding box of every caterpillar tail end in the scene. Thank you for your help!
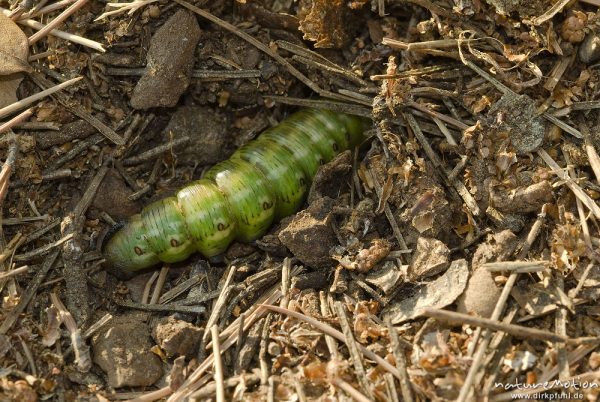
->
[102,216,160,279]
[338,113,371,147]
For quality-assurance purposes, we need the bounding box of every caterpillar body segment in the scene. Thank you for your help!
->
[103,109,369,273]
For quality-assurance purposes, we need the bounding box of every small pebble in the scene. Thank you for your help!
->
[456,266,501,318]
[579,33,600,64]
[408,237,450,280]
[152,316,203,359]
[278,197,337,268]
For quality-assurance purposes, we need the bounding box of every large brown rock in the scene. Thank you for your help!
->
[92,315,163,388]
[130,10,201,109]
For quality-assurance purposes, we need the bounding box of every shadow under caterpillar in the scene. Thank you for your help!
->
[103,109,369,274]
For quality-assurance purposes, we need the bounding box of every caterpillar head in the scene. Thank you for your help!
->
[103,215,160,277]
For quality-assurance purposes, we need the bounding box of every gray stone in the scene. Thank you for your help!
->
[488,93,545,155]
[579,33,600,64]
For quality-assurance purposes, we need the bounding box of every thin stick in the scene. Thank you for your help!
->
[28,0,89,44]
[126,387,171,402]
[0,265,28,280]
[30,73,124,145]
[22,0,76,19]
[0,109,33,133]
[210,325,225,402]
[482,261,548,273]
[267,96,372,118]
[538,149,600,219]
[531,0,572,25]
[123,137,190,166]
[149,266,169,304]
[383,37,461,50]
[406,100,469,131]
[332,378,372,402]
[142,272,159,304]
[0,77,82,120]
[0,135,19,204]
[263,304,402,380]
[166,290,282,401]
[50,292,92,372]
[334,301,374,399]
[0,250,59,334]
[386,319,414,402]
[422,308,574,343]
[0,8,105,52]
[319,291,339,359]
[202,264,237,342]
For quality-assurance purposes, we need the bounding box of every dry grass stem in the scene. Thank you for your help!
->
[28,0,89,44]
[0,77,82,120]
[0,8,105,52]
[95,0,159,21]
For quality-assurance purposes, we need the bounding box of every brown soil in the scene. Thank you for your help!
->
[1,0,600,401]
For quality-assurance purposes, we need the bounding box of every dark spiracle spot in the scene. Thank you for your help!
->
[170,238,179,247]
[217,222,226,231]
[262,201,273,210]
[134,246,144,255]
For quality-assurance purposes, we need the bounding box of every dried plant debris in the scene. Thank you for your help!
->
[485,0,547,17]
[297,0,361,48]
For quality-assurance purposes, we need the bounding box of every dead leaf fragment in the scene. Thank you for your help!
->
[383,259,469,324]
[0,13,30,109]
[297,0,352,48]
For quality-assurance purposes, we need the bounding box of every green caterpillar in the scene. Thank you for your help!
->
[103,109,368,273]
